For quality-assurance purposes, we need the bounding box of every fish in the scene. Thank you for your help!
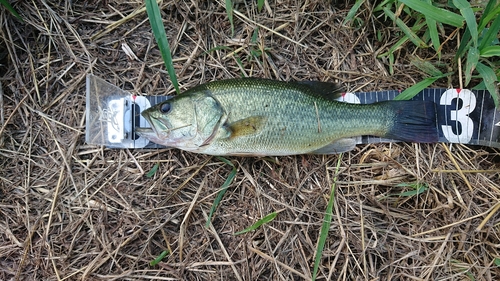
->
[135,78,438,156]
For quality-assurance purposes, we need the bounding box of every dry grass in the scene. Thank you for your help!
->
[1,0,500,280]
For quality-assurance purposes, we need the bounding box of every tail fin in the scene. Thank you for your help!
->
[384,100,438,143]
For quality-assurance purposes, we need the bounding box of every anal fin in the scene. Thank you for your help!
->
[310,138,358,154]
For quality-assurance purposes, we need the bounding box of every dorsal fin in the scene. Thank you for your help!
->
[292,81,343,101]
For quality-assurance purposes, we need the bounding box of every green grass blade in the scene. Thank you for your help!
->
[203,45,231,55]
[394,76,440,100]
[388,53,395,75]
[424,0,440,54]
[145,0,180,94]
[374,0,394,13]
[251,27,259,44]
[146,162,160,178]
[225,0,234,36]
[410,56,444,77]
[257,0,265,12]
[378,35,409,75]
[394,182,428,197]
[465,46,480,85]
[379,182,428,199]
[478,1,500,32]
[235,56,247,77]
[206,157,237,227]
[378,35,409,59]
[478,15,500,50]
[312,154,342,281]
[453,0,478,46]
[234,212,278,235]
[396,186,428,197]
[0,0,23,21]
[150,250,169,266]
[216,156,233,166]
[480,46,500,57]
[475,61,499,108]
[456,27,472,60]
[395,181,426,188]
[343,0,365,25]
[400,0,464,27]
[378,39,404,59]
[383,7,427,48]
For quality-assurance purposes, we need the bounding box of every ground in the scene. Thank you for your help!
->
[1,0,499,280]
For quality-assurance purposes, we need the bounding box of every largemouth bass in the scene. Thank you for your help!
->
[136,78,437,156]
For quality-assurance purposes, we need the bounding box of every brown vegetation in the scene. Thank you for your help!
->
[1,1,499,280]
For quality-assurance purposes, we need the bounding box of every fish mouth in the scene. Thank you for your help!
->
[135,126,155,135]
[136,114,169,139]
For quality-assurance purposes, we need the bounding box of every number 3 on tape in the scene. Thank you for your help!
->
[439,89,477,144]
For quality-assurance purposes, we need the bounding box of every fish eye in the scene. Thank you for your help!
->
[159,102,171,114]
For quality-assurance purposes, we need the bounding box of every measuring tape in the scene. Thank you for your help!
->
[342,88,499,148]
[85,75,500,149]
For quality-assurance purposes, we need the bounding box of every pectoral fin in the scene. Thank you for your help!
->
[310,138,357,154]
[227,116,267,139]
